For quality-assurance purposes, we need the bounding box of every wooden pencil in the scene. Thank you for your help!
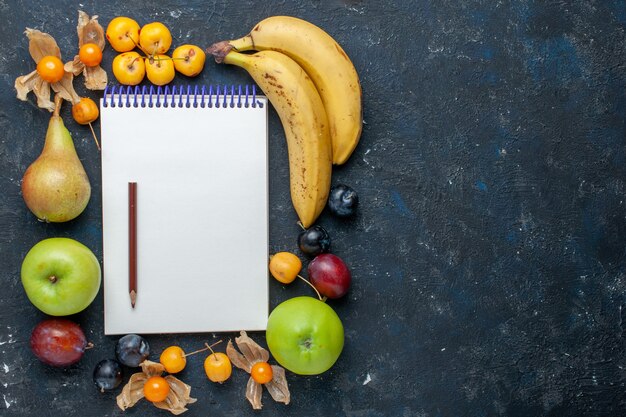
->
[129,182,137,308]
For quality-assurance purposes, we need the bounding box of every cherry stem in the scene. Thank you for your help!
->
[128,33,150,56]
[204,340,224,360]
[88,122,100,151]
[128,57,142,69]
[152,57,187,62]
[184,340,222,357]
[297,274,323,301]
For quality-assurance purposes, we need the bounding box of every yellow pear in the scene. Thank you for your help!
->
[22,96,91,222]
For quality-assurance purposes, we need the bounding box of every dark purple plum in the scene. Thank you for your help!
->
[115,334,149,367]
[93,359,123,392]
[298,225,331,256]
[327,184,358,218]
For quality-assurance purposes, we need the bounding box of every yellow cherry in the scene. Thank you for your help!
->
[269,252,302,284]
[145,55,175,86]
[204,352,232,383]
[139,22,172,55]
[112,52,145,85]
[106,16,140,52]
[72,97,99,125]
[160,346,186,374]
[172,44,206,77]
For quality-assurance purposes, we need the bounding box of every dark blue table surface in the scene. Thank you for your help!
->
[1,1,625,416]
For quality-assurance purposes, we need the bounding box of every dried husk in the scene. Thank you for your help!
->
[236,332,270,365]
[15,28,81,111]
[82,65,107,90]
[153,376,197,415]
[26,28,60,62]
[265,366,290,404]
[65,57,84,76]
[226,339,252,372]
[15,70,54,111]
[53,71,81,104]
[226,331,269,372]
[227,331,290,410]
[245,377,263,410]
[77,10,105,50]
[116,360,196,415]
[64,11,107,90]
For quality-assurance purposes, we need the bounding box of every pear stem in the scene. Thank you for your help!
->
[297,274,323,301]
[297,221,306,231]
[88,122,100,151]
[53,95,63,117]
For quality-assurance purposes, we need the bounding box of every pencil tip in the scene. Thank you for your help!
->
[130,290,137,308]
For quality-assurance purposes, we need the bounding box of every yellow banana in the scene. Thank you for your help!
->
[224,16,362,165]
[215,49,332,227]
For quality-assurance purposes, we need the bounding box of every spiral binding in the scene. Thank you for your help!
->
[102,85,264,109]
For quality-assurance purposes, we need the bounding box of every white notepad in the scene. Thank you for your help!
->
[100,85,268,335]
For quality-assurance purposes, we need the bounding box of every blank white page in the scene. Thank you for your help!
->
[101,90,268,335]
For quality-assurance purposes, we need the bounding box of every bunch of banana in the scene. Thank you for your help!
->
[207,16,362,227]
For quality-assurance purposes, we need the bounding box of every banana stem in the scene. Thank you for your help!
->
[206,36,254,64]
[228,35,255,52]
[222,50,241,64]
[206,41,238,64]
[220,50,252,70]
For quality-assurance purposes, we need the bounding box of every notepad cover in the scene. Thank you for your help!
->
[100,91,268,334]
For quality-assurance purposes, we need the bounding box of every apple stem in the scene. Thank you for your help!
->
[184,340,222,357]
[88,122,101,150]
[48,275,57,284]
[204,340,223,361]
[297,274,323,301]
[85,342,95,350]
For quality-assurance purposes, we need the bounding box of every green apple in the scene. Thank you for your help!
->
[266,296,344,375]
[21,238,101,316]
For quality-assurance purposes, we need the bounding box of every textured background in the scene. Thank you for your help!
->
[1,0,625,416]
